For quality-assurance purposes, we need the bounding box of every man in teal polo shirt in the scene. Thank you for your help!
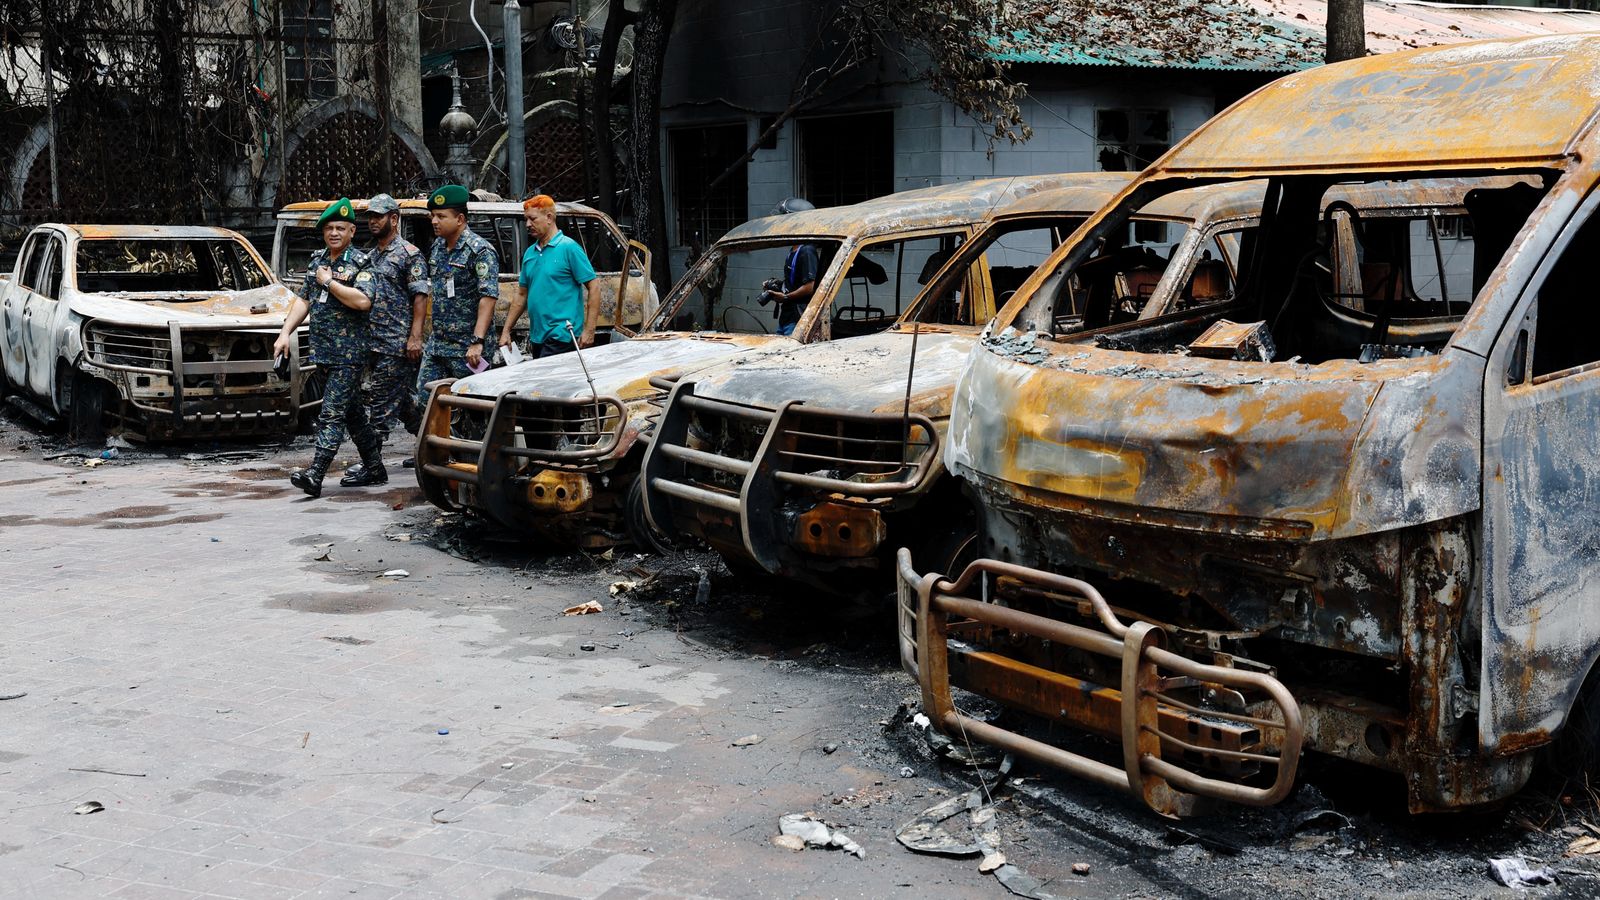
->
[499,194,600,358]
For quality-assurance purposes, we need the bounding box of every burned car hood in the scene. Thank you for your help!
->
[948,333,1483,541]
[449,333,796,402]
[689,327,981,418]
[67,285,296,327]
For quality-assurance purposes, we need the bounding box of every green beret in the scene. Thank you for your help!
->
[428,184,470,211]
[316,198,355,227]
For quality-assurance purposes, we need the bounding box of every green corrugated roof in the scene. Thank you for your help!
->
[992,0,1324,73]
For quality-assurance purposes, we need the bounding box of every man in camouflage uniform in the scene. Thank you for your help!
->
[413,184,499,413]
[341,193,428,487]
[272,198,383,498]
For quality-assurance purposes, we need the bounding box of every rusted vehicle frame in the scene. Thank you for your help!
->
[643,177,1460,594]
[900,35,1600,815]
[1,223,313,440]
[417,177,1085,548]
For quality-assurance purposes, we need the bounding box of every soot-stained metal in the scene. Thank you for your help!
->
[903,35,1600,815]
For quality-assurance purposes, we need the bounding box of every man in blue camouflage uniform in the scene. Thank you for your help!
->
[341,193,429,488]
[413,183,499,415]
[272,198,382,498]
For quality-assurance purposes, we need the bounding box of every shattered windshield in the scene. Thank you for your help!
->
[76,238,271,295]
[1008,174,1549,364]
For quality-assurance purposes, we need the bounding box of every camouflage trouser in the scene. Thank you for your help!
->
[412,352,474,424]
[362,351,419,438]
[315,362,379,454]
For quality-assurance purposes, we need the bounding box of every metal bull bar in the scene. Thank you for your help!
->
[644,380,939,570]
[895,548,1304,817]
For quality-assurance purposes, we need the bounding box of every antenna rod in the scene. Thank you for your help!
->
[901,319,921,475]
[566,321,605,437]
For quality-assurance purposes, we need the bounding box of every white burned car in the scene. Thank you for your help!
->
[0,224,314,441]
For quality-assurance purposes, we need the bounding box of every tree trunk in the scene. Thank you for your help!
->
[1326,0,1366,65]
[627,0,680,294]
[591,0,634,217]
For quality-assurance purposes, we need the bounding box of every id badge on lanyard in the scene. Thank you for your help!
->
[446,271,456,298]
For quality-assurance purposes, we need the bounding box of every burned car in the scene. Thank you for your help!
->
[272,197,656,344]
[415,176,1077,549]
[900,34,1600,815]
[643,176,1485,599]
[0,224,313,441]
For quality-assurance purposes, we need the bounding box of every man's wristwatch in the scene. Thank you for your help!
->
[465,335,485,347]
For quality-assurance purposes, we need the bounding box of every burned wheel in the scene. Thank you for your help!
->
[916,526,980,580]
[68,370,106,445]
[625,475,676,555]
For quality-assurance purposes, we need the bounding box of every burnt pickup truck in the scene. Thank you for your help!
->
[0,224,313,441]
[901,34,1600,816]
[642,177,1488,600]
[415,176,1078,549]
[272,197,656,345]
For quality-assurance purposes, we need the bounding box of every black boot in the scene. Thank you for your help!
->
[290,448,337,498]
[341,431,388,487]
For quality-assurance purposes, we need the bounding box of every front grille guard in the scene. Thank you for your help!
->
[81,320,315,426]
[894,548,1304,817]
[644,380,940,571]
[416,381,491,510]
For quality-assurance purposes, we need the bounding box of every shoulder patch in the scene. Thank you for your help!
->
[474,261,490,278]
[356,271,374,283]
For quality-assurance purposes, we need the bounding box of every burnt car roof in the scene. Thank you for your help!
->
[55,224,255,241]
[275,199,603,219]
[720,174,1128,243]
[1162,34,1600,175]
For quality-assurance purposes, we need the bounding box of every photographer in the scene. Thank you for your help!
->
[759,198,817,336]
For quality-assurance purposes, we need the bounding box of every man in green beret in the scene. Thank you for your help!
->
[272,198,383,497]
[413,185,499,419]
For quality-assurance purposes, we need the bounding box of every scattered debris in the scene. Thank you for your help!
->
[322,636,372,646]
[695,569,711,604]
[1072,863,1091,876]
[563,601,604,616]
[731,734,763,747]
[430,808,461,824]
[1571,836,1600,857]
[99,448,119,460]
[994,863,1059,899]
[72,801,104,815]
[311,543,333,561]
[823,743,838,755]
[778,813,865,859]
[0,692,26,701]
[1488,857,1558,888]
[583,794,598,803]
[898,766,915,778]
[67,767,145,777]
[83,458,104,468]
[896,792,983,857]
[437,728,449,735]
[380,569,409,578]
[386,532,412,542]
[580,643,596,652]
[500,762,515,769]
[979,851,1006,873]
[300,732,310,749]
[773,834,807,852]
[1292,808,1351,834]
[608,580,637,597]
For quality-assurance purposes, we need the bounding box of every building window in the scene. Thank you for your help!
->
[283,0,336,103]
[671,124,749,246]
[1095,109,1170,173]
[801,112,893,208]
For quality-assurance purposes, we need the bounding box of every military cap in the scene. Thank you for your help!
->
[428,184,470,211]
[366,193,400,215]
[316,198,356,227]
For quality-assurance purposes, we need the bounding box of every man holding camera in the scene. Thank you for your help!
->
[759,197,817,337]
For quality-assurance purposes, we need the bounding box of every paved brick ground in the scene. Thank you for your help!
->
[0,445,1116,899]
